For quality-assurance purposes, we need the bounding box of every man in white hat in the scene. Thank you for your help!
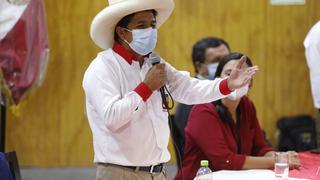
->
[83,0,258,179]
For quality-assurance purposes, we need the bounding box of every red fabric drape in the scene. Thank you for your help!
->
[0,0,49,104]
[290,151,320,180]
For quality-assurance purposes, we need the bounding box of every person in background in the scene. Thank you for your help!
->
[304,21,320,147]
[192,37,231,80]
[173,37,230,160]
[83,0,259,179]
[174,52,300,180]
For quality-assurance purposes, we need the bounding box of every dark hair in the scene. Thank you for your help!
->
[213,52,253,124]
[192,37,230,72]
[114,10,158,41]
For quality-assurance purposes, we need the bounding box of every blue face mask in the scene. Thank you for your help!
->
[123,27,157,55]
[207,63,219,80]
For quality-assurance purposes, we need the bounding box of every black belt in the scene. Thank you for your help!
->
[99,163,164,173]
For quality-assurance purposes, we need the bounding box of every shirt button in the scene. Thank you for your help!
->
[226,160,230,163]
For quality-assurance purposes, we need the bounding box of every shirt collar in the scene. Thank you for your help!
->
[112,42,134,64]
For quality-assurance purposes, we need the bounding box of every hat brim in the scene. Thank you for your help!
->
[90,0,174,49]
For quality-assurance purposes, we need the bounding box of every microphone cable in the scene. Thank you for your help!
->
[161,85,185,180]
[149,52,185,180]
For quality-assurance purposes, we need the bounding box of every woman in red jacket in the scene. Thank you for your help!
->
[174,52,300,180]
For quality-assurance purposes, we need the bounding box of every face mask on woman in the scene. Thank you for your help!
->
[123,27,157,55]
[227,84,249,100]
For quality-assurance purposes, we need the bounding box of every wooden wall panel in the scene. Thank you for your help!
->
[5,0,320,166]
[263,0,317,142]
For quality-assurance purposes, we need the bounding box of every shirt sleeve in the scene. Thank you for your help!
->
[134,82,153,102]
[305,41,320,109]
[164,62,231,105]
[82,58,146,132]
[187,104,246,170]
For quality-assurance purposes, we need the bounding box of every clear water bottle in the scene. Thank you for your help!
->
[195,160,212,180]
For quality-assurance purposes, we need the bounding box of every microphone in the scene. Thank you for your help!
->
[149,52,167,108]
[149,52,161,65]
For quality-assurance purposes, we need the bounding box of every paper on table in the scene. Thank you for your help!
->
[206,169,309,180]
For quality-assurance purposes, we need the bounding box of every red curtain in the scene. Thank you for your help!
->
[0,0,49,104]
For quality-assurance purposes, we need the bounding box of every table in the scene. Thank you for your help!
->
[205,151,320,180]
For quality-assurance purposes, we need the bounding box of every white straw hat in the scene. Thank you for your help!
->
[90,0,174,49]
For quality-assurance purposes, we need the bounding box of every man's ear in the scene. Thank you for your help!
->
[195,61,203,72]
[116,26,125,40]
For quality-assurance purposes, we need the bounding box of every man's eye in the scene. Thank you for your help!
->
[137,25,145,29]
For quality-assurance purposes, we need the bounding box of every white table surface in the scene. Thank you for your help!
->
[194,169,309,180]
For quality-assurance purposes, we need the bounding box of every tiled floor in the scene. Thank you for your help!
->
[20,164,178,180]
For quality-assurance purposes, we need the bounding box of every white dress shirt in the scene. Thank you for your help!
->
[304,21,320,109]
[82,45,230,166]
